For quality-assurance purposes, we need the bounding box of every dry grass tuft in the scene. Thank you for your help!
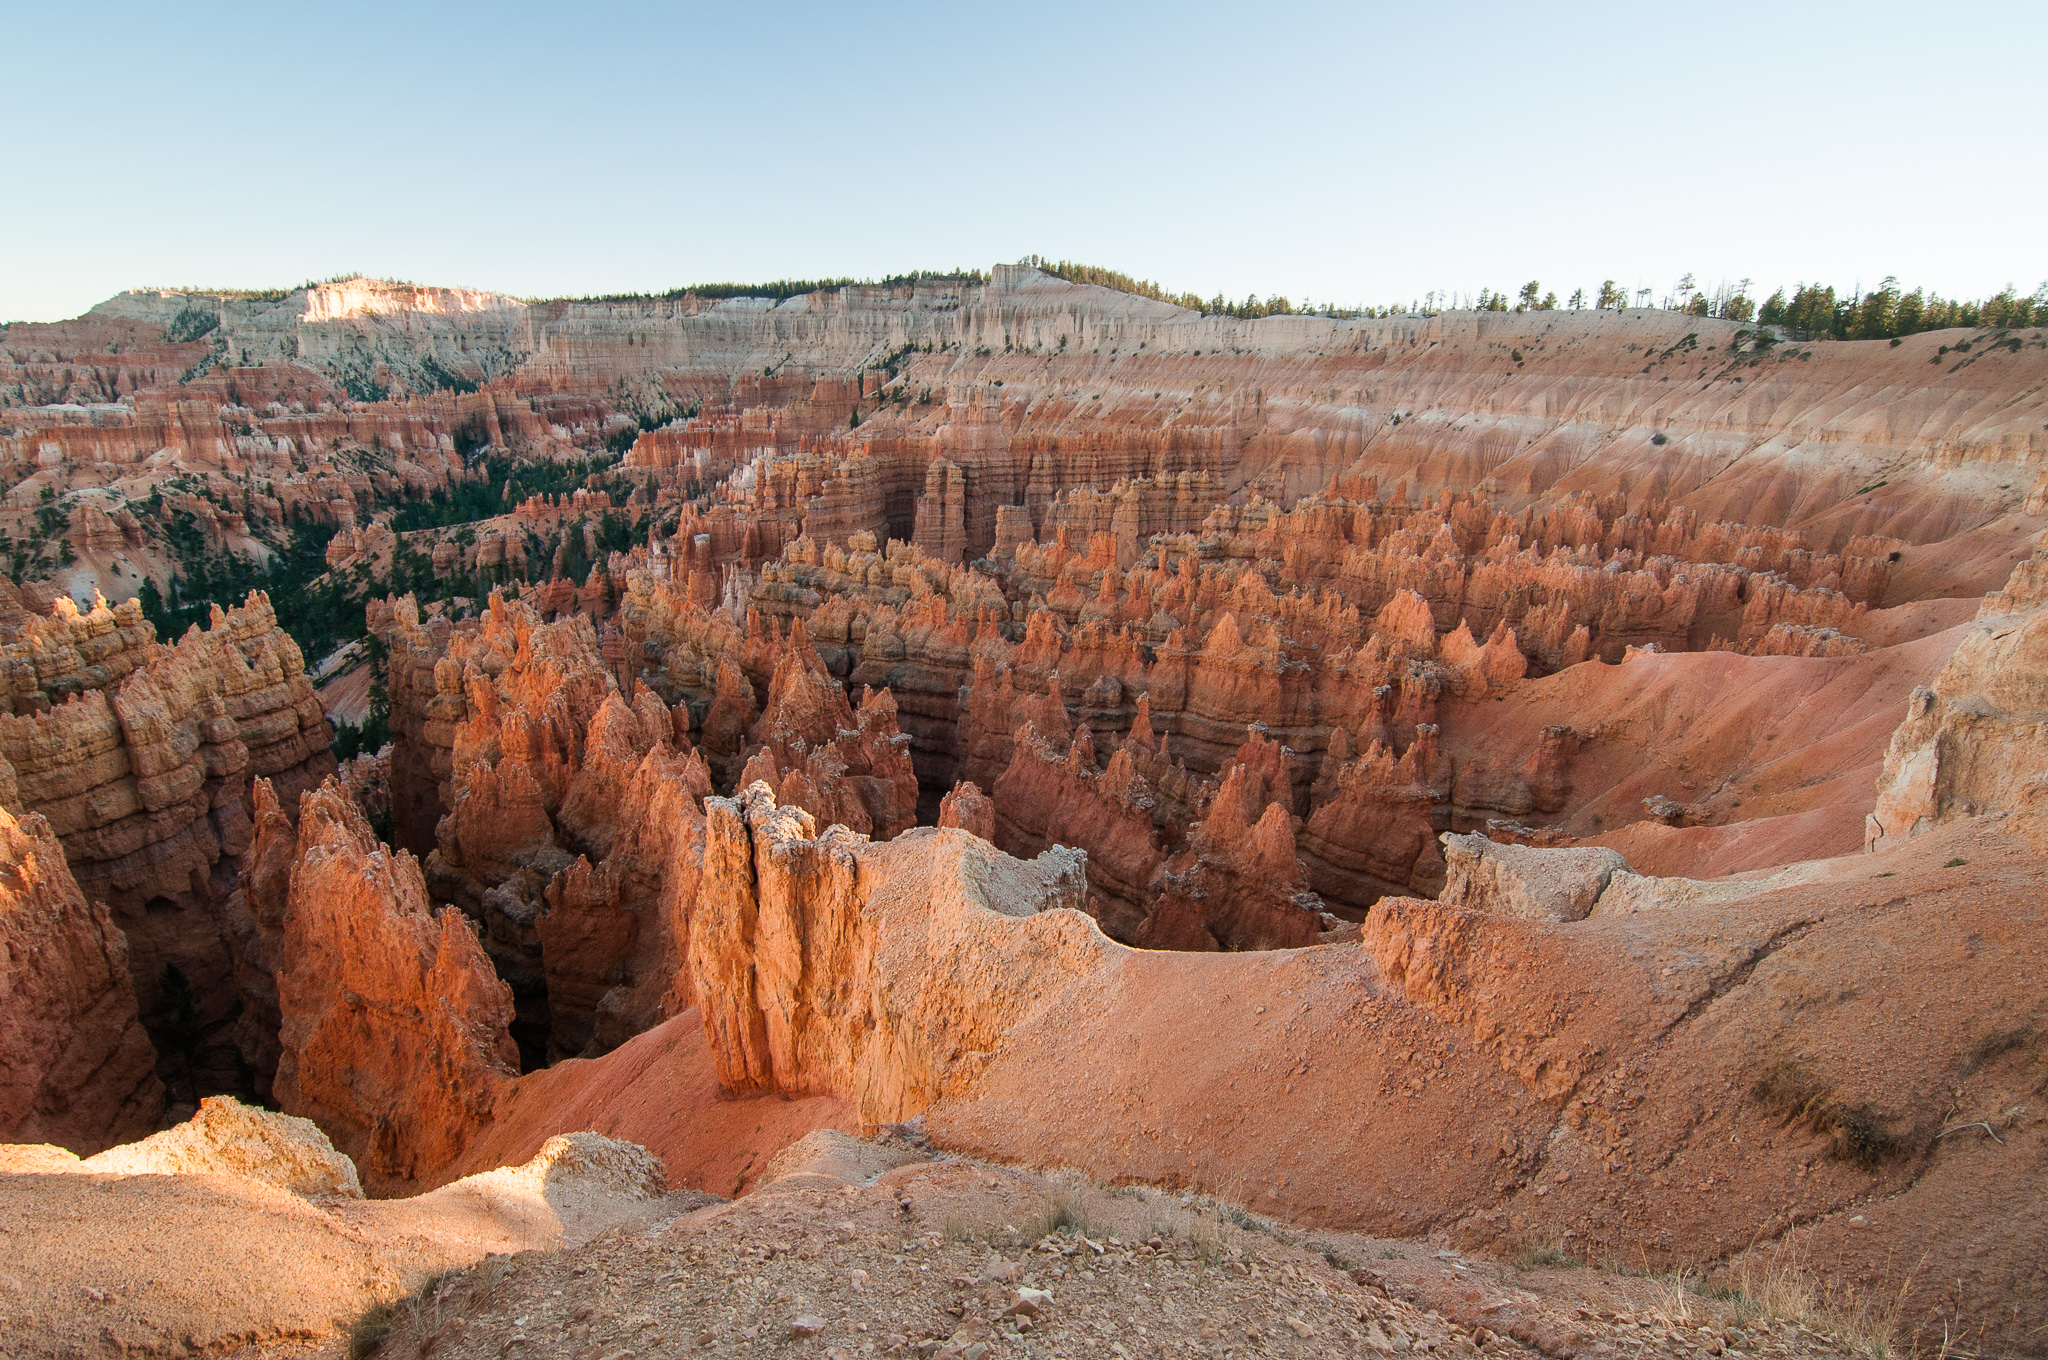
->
[1511,1239,1584,1271]
[1136,1197,1234,1263]
[1710,1241,1914,1360]
[1015,1177,1096,1243]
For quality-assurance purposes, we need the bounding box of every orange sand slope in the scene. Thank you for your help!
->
[440,1009,856,1198]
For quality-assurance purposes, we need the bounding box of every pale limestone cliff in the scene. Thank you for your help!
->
[1872,540,2048,841]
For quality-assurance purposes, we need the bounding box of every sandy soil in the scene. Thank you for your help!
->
[1441,622,1973,878]
[0,1136,707,1358]
[1882,508,2045,603]
[1838,595,1979,648]
[909,810,2047,1353]
[0,1171,404,1355]
[436,1009,858,1198]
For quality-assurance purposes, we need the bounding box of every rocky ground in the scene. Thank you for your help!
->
[355,1135,1882,1360]
[0,1109,1914,1360]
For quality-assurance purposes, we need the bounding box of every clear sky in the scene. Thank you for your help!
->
[4,0,2041,322]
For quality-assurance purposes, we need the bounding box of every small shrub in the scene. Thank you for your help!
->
[1019,1181,1093,1241]
[1651,431,1669,445]
[1512,1241,1583,1271]
[345,1300,396,1359]
[1829,1106,1906,1169]
[1312,1239,1358,1273]
[1943,857,1967,868]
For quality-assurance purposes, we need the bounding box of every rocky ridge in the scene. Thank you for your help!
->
[0,588,332,1103]
[5,268,2043,613]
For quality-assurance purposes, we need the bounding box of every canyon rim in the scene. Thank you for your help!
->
[0,263,2044,1359]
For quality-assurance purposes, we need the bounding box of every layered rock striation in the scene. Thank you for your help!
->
[588,466,1963,940]
[0,802,163,1151]
[8,265,2041,614]
[690,781,1088,1120]
[382,588,925,1066]
[0,589,331,1098]
[379,591,717,1065]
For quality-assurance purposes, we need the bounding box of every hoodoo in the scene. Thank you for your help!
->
[2,263,2044,1357]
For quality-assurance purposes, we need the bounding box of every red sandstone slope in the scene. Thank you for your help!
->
[437,1011,856,1199]
[658,779,2046,1352]
[1442,622,1978,877]
[2,268,2044,1353]
[38,536,2027,1347]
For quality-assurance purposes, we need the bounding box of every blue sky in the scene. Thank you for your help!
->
[4,0,2041,321]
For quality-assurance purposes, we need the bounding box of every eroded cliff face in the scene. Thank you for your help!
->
[990,716,1332,949]
[600,461,1940,943]
[0,589,332,1100]
[526,268,2039,560]
[1872,541,2048,841]
[688,781,1088,1125]
[11,269,2045,1343]
[485,757,2038,1352]
[0,803,163,1151]
[735,619,919,840]
[270,781,517,1192]
[7,266,2042,617]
